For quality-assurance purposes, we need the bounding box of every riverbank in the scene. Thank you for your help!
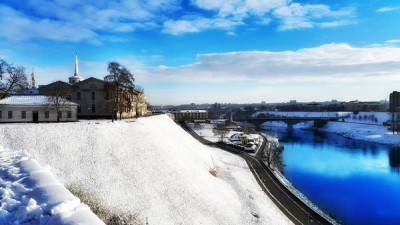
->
[317,121,400,147]
[254,111,399,147]
[188,122,336,224]
[259,120,399,147]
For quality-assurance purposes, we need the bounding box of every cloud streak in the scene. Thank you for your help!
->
[163,1,356,34]
[0,0,180,43]
[0,0,357,42]
[377,6,400,12]
[134,43,400,83]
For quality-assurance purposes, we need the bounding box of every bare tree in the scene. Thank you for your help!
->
[0,60,29,99]
[263,137,285,173]
[213,123,230,142]
[242,120,254,134]
[388,109,399,134]
[104,62,135,122]
[43,82,71,122]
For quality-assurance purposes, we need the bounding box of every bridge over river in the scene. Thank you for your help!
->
[233,116,344,130]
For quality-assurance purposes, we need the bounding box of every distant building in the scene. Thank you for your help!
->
[389,91,400,111]
[344,100,384,111]
[0,95,78,123]
[172,110,208,122]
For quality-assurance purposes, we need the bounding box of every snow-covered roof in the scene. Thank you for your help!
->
[0,95,78,106]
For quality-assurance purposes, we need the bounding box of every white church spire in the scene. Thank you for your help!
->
[74,52,79,77]
[30,68,36,89]
[69,52,84,84]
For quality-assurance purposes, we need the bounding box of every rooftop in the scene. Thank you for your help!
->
[0,95,78,105]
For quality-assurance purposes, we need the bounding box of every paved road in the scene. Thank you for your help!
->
[180,123,334,225]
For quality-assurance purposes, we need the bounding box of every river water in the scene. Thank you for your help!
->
[261,127,400,225]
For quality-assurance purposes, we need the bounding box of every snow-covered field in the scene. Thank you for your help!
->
[189,123,239,142]
[0,115,292,224]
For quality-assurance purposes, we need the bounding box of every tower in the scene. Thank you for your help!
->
[30,68,36,89]
[69,53,84,84]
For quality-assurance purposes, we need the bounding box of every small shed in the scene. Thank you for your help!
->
[0,95,78,123]
[240,134,260,145]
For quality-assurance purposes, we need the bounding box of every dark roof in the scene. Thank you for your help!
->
[72,77,104,86]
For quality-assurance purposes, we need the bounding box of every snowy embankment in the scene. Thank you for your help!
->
[0,115,292,224]
[318,122,400,146]
[0,148,103,224]
[254,111,399,146]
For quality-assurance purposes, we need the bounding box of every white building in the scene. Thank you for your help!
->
[0,95,78,123]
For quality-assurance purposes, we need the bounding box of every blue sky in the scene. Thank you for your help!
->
[1,0,400,105]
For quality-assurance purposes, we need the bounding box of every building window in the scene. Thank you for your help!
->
[92,104,96,113]
[22,111,26,119]
[92,92,95,100]
[45,111,49,119]
[67,111,71,118]
[8,111,12,119]
[77,92,81,100]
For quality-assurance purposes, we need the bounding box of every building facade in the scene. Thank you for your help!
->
[70,77,108,118]
[172,110,208,122]
[0,95,78,123]
[389,91,400,111]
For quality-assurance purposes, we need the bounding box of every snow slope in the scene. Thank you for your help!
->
[0,115,291,224]
[0,148,103,224]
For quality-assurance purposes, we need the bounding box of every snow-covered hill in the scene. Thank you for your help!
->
[0,115,291,224]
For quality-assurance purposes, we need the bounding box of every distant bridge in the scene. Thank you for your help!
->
[233,116,344,130]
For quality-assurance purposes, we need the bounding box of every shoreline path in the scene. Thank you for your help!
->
[180,123,334,225]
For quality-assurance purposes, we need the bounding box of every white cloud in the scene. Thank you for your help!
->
[161,1,356,35]
[273,3,355,31]
[162,17,244,35]
[377,6,400,12]
[0,5,97,42]
[0,1,356,40]
[319,20,356,28]
[386,40,400,43]
[191,0,288,18]
[0,0,181,42]
[134,43,400,83]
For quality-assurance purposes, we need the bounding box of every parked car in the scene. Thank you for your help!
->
[244,142,256,152]
[383,120,391,126]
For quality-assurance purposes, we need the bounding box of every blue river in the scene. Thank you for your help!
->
[262,128,400,225]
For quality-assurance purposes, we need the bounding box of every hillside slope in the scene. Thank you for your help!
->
[0,115,291,224]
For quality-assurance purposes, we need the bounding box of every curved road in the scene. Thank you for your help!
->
[180,123,334,225]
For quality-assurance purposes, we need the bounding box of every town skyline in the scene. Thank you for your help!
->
[1,1,400,105]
